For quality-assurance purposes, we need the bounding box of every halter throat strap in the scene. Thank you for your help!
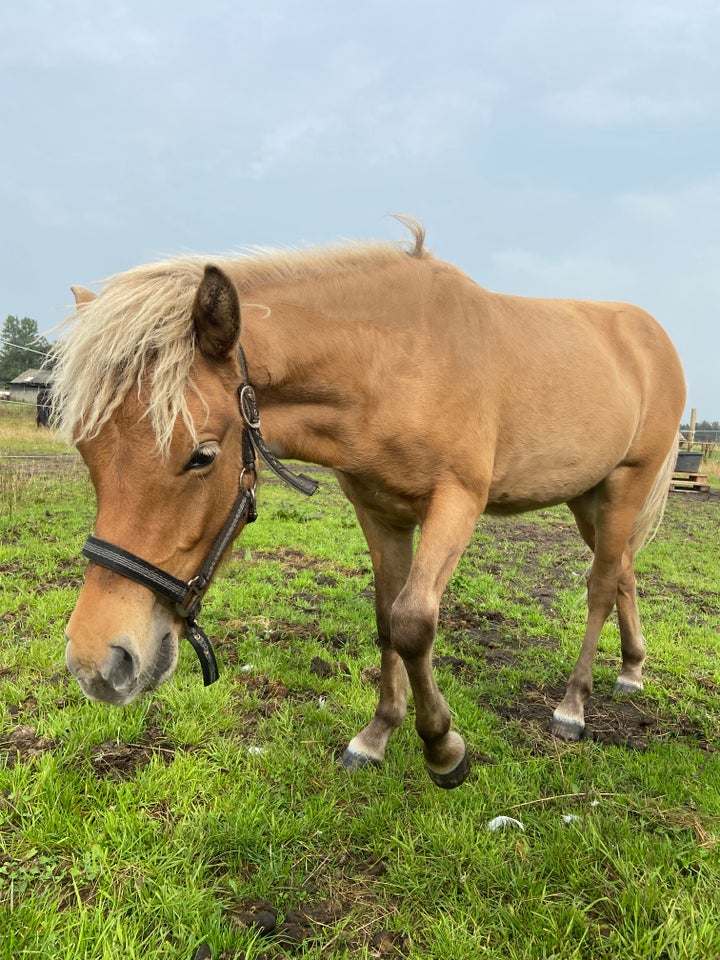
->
[237,345,318,497]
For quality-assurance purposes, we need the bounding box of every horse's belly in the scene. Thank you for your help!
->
[485,449,620,514]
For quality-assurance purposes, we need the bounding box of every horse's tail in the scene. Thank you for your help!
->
[629,437,679,554]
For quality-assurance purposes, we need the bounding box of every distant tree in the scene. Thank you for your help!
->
[680,419,720,441]
[0,315,51,384]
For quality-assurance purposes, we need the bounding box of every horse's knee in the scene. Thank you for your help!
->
[389,596,436,660]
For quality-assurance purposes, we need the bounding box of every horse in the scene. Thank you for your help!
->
[36,386,53,427]
[52,218,686,789]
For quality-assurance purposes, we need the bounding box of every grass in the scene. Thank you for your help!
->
[1,404,720,959]
[0,402,72,453]
[703,453,720,487]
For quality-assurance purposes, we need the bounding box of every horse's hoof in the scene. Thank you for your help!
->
[613,678,643,695]
[340,747,381,771]
[426,750,471,789]
[550,714,585,742]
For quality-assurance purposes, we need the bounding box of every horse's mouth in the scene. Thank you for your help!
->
[137,631,178,694]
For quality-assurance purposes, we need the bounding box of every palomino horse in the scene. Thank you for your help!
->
[53,219,685,788]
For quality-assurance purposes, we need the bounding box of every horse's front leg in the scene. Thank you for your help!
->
[389,481,482,788]
[341,508,415,770]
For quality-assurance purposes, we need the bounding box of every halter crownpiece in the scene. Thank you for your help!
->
[80,347,318,685]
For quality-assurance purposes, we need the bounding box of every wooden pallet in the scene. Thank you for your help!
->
[670,471,710,493]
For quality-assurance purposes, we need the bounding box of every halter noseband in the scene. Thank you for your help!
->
[80,347,319,686]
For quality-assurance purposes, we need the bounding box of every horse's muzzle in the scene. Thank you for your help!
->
[65,634,139,704]
[65,630,176,705]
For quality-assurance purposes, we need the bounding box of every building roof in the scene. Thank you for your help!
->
[9,368,53,386]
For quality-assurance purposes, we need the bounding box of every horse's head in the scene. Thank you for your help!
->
[63,265,250,704]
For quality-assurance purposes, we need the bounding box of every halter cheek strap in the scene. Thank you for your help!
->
[79,348,318,686]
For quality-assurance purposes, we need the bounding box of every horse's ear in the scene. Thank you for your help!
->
[71,285,96,306]
[192,265,241,362]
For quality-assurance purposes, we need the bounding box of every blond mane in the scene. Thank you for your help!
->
[50,219,426,455]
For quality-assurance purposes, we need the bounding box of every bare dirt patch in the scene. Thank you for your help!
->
[224,857,406,959]
[249,546,367,583]
[494,681,715,753]
[0,724,56,766]
[79,726,186,779]
[86,739,167,778]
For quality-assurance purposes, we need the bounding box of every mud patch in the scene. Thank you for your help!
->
[84,727,183,779]
[269,621,361,659]
[670,487,720,505]
[440,601,518,649]
[218,618,359,660]
[246,546,368,583]
[225,858,406,958]
[0,724,56,766]
[309,656,350,679]
[229,671,338,742]
[494,682,715,752]
[230,673,291,728]
[43,559,85,590]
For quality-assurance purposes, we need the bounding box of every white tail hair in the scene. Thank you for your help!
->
[629,438,679,553]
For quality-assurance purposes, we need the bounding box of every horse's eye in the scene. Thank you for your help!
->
[185,442,220,472]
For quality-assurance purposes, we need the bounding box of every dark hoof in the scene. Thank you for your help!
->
[550,716,585,742]
[340,748,381,771]
[426,750,471,789]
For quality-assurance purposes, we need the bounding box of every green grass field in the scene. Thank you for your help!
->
[1,404,719,960]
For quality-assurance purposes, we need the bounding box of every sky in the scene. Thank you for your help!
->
[1,0,718,420]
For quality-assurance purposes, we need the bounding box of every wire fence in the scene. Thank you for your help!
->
[0,337,50,358]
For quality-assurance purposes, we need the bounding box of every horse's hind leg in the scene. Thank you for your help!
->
[554,475,649,741]
[341,508,414,770]
[568,500,646,696]
[614,550,646,693]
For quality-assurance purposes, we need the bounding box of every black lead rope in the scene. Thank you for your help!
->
[80,349,318,686]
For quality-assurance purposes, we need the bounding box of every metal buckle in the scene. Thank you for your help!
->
[177,576,205,620]
[239,384,261,429]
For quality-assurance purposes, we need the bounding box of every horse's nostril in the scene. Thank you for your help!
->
[103,644,138,692]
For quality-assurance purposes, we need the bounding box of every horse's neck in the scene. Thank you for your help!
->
[236,254,436,468]
[240,288,372,467]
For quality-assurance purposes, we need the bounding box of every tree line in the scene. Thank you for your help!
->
[0,315,52,384]
[679,419,720,441]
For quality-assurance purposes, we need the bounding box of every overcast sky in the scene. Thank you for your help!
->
[2,0,718,419]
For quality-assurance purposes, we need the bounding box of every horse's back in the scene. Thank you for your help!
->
[250,252,685,514]
[389,258,685,510]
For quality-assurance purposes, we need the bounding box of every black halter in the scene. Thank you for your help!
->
[80,347,319,686]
